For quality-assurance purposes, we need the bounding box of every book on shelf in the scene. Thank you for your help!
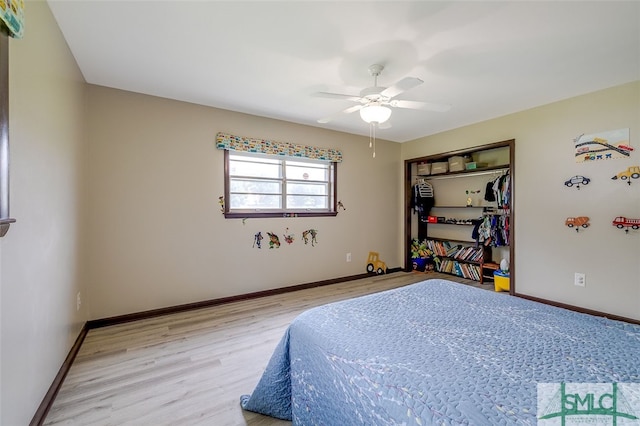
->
[451,246,483,262]
[426,239,484,263]
[420,238,490,282]
[434,258,482,281]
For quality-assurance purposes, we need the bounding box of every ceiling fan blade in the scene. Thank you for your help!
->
[317,104,363,124]
[312,92,362,102]
[390,99,451,112]
[380,77,423,99]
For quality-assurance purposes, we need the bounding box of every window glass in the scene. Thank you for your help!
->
[229,155,281,179]
[286,162,327,181]
[230,194,281,209]
[287,195,328,209]
[287,182,328,195]
[229,179,282,194]
[225,151,336,217]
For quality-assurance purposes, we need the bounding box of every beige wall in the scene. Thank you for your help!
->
[85,85,401,319]
[0,1,87,424]
[402,81,640,320]
[1,5,637,423]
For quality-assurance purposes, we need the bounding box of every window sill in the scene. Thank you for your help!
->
[224,211,337,219]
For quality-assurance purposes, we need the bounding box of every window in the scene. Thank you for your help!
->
[224,151,337,218]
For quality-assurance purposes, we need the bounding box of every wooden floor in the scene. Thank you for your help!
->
[44,272,491,426]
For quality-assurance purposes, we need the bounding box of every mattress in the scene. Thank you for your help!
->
[240,279,640,424]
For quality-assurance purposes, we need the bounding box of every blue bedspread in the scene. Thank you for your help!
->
[240,279,640,424]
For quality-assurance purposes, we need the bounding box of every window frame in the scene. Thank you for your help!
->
[223,150,338,218]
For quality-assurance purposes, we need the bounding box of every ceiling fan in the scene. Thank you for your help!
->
[314,64,451,126]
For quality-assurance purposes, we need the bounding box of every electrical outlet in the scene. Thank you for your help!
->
[76,292,81,311]
[574,273,586,287]
[346,252,352,262]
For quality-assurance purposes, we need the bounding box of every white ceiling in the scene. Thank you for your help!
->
[47,1,640,143]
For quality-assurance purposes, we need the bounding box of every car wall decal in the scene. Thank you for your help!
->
[564,175,591,190]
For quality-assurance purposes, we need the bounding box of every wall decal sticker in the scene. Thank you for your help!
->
[574,128,631,163]
[565,216,590,232]
[266,232,281,248]
[253,232,263,249]
[302,229,318,246]
[283,228,294,245]
[611,166,640,186]
[564,175,590,190]
[612,216,640,233]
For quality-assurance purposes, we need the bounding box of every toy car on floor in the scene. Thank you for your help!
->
[366,251,387,275]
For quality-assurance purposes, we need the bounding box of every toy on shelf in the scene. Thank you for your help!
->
[564,175,590,190]
[565,216,590,232]
[410,239,434,272]
[465,189,480,206]
[500,258,509,272]
[366,251,387,275]
[612,216,640,233]
[611,166,640,185]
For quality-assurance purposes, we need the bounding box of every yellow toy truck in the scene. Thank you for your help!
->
[366,251,387,275]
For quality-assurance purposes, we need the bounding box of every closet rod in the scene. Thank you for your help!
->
[423,168,508,180]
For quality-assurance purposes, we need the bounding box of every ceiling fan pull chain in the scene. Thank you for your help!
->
[369,124,373,148]
[372,124,377,158]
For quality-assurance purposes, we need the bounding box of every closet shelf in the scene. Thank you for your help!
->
[426,236,477,245]
[426,222,476,226]
[432,205,490,209]
[418,164,509,179]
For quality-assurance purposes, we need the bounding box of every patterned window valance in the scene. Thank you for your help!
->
[216,132,342,163]
[0,0,24,38]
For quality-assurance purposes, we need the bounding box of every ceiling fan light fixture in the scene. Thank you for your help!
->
[360,104,391,124]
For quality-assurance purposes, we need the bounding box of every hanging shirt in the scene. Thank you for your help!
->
[411,183,435,222]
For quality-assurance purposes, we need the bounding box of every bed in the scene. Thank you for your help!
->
[240,279,640,424]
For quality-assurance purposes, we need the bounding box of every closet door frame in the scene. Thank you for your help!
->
[403,139,515,295]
